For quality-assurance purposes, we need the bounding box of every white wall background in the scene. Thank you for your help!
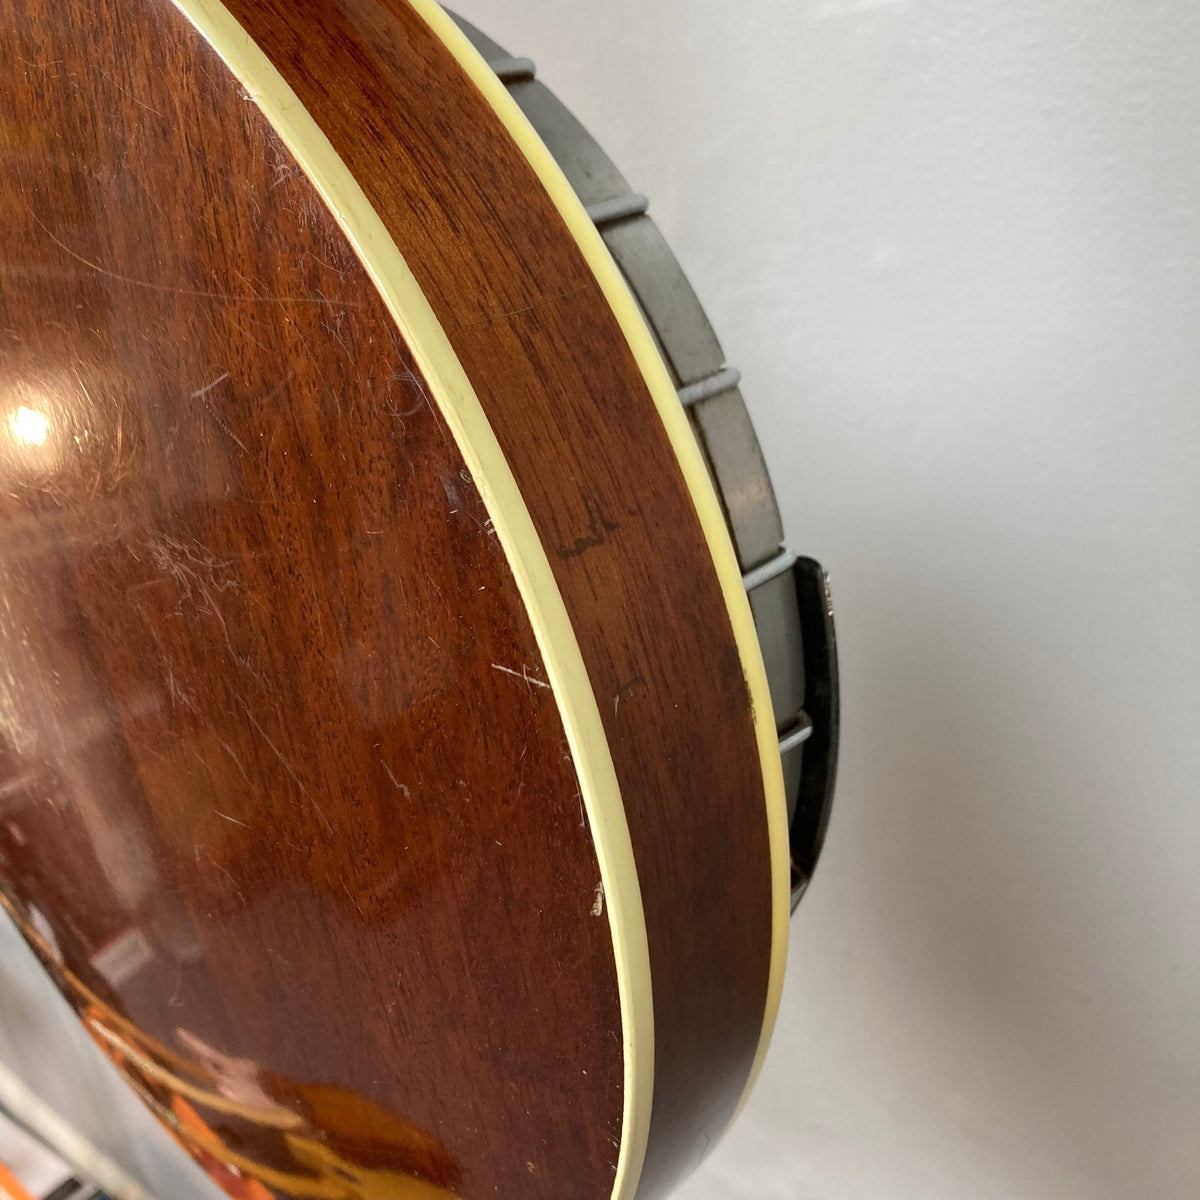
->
[455,2,1200,1197]
[2,4,1196,1200]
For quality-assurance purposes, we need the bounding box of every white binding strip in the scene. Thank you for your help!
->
[165,4,653,1198]
[412,0,790,1148]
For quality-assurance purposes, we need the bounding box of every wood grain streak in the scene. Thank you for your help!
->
[213,1,775,1192]
[0,0,776,1196]
[0,2,623,1198]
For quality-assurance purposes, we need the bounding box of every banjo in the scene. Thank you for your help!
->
[0,3,838,1199]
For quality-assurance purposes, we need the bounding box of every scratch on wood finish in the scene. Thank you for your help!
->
[0,1,779,1198]
[0,3,623,1198]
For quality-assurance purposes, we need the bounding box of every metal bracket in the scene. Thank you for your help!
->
[787,558,839,909]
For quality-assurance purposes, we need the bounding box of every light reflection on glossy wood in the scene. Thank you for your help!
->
[0,0,777,1195]
[0,3,623,1198]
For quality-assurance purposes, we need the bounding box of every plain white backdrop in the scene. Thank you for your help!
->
[0,3,1196,1200]
[454,2,1200,1197]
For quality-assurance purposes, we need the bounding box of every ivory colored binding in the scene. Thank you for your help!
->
[410,0,792,1126]
[164,2,656,1198]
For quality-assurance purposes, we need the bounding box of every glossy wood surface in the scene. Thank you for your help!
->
[215,3,774,1191]
[0,1,777,1197]
[0,2,623,1197]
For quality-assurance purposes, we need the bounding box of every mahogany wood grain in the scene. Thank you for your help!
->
[212,3,774,1192]
[0,1,777,1197]
[0,3,622,1198]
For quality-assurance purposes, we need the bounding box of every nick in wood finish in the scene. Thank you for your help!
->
[0,2,837,1199]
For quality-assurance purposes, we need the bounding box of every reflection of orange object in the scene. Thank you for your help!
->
[3,901,461,1200]
[171,1098,275,1200]
[88,1014,461,1199]
[0,1161,38,1200]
